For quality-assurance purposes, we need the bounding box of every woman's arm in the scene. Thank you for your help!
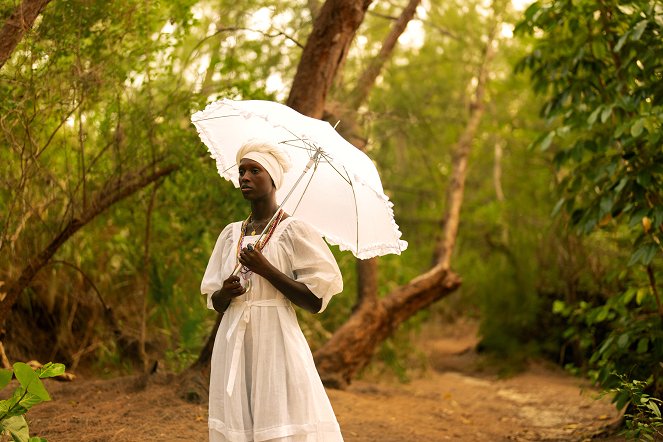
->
[211,275,246,313]
[238,247,322,313]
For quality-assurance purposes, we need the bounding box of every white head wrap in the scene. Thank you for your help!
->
[236,140,291,190]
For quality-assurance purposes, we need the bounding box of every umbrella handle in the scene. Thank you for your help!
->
[231,263,253,293]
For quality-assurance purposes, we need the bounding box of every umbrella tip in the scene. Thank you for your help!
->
[333,120,340,130]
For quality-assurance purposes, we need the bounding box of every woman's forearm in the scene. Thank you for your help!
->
[261,265,322,313]
[211,290,233,313]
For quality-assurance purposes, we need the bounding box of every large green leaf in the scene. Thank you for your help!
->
[35,363,65,380]
[17,393,43,412]
[2,415,30,442]
[12,364,50,402]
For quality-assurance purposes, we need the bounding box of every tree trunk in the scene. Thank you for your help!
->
[432,27,496,266]
[0,0,54,69]
[139,182,161,373]
[314,23,497,389]
[286,0,373,119]
[493,141,509,244]
[354,256,378,309]
[293,0,444,388]
[0,163,179,322]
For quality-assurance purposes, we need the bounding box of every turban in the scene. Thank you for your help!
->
[236,140,291,190]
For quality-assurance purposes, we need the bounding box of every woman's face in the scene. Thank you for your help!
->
[238,158,275,200]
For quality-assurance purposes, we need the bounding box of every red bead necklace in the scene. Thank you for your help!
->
[236,209,285,281]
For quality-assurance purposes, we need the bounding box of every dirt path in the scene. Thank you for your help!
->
[26,321,624,441]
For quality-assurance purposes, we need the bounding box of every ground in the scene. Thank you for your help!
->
[24,320,626,442]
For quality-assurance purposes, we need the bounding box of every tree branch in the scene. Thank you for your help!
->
[348,0,421,110]
[0,161,180,322]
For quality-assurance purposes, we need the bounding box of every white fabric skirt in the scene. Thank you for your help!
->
[208,300,343,442]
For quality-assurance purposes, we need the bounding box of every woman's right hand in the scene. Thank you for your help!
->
[211,275,245,312]
[221,275,246,298]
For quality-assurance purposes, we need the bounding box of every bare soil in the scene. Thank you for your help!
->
[25,320,626,441]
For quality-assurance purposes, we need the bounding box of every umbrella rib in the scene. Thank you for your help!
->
[279,126,316,149]
[279,141,318,154]
[192,114,239,123]
[317,151,352,185]
[342,165,360,255]
[290,166,318,216]
[221,163,237,174]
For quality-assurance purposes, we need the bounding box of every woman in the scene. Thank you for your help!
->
[201,140,344,442]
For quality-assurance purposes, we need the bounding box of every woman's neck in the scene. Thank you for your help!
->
[250,199,278,222]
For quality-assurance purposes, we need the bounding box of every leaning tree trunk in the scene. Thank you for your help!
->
[0,0,54,69]
[315,266,462,388]
[313,25,497,389]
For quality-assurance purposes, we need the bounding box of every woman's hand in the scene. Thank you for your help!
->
[239,245,322,314]
[211,275,245,312]
[238,245,274,277]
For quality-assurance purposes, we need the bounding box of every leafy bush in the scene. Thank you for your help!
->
[516,0,663,434]
[0,362,65,442]
[610,375,663,441]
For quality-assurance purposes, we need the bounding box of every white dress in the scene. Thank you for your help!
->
[201,217,344,442]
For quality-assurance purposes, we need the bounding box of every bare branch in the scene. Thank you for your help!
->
[48,260,108,311]
[433,23,497,267]
[349,0,421,110]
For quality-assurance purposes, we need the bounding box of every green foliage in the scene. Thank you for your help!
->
[360,0,569,369]
[516,0,663,432]
[610,375,663,441]
[515,0,663,257]
[11,0,662,397]
[0,362,65,442]
[553,285,663,394]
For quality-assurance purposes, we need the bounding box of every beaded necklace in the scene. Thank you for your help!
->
[236,209,285,282]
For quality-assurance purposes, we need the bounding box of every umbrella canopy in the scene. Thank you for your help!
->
[191,98,407,259]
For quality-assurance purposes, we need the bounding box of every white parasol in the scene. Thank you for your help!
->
[191,98,407,259]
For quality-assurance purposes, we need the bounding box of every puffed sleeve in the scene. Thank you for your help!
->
[281,219,343,313]
[201,224,234,310]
